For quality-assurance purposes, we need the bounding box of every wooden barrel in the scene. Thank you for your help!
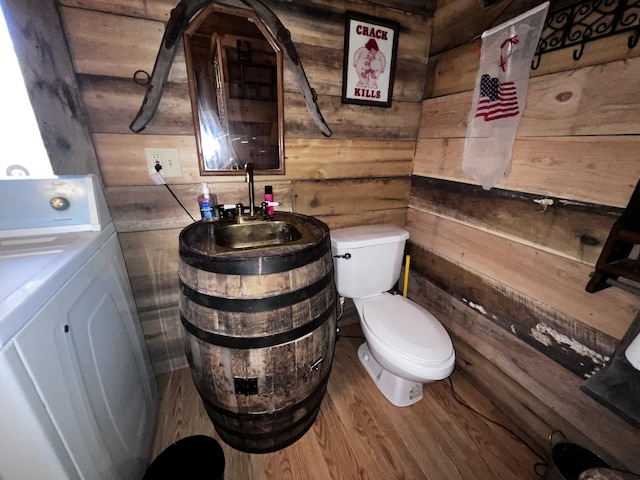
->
[178,214,336,453]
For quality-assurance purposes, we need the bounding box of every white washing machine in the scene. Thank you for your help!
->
[0,175,158,479]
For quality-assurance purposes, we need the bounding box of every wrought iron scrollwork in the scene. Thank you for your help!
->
[532,0,640,70]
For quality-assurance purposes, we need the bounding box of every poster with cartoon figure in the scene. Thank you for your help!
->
[342,11,399,107]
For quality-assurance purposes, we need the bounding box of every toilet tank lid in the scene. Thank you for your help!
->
[330,224,409,249]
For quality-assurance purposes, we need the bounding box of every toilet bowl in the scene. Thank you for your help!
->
[354,293,455,406]
[330,223,456,407]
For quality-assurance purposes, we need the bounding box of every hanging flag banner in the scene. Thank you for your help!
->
[463,2,549,190]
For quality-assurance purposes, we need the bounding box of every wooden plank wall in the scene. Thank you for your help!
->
[1,0,101,177]
[57,0,431,374]
[409,0,640,471]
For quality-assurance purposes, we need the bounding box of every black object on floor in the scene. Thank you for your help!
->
[143,435,225,480]
[581,311,640,430]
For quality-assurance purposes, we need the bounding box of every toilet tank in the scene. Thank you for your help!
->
[330,224,410,298]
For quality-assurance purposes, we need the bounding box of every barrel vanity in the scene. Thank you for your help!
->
[178,211,336,453]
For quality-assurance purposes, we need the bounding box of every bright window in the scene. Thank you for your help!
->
[0,6,54,178]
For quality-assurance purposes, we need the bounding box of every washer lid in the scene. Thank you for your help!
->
[362,295,453,364]
[0,225,113,349]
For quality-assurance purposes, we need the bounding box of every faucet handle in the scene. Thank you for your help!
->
[261,201,281,216]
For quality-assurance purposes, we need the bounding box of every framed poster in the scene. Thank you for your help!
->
[341,11,399,107]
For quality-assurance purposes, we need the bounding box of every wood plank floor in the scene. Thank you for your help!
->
[149,323,543,479]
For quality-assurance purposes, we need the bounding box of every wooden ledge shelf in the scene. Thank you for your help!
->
[617,229,640,244]
[595,260,640,285]
[587,179,640,294]
[590,274,640,298]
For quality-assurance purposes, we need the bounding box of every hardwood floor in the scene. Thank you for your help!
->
[149,323,543,479]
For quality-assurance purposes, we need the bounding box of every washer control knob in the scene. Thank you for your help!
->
[50,196,70,211]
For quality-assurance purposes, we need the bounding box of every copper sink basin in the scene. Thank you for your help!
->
[214,220,304,249]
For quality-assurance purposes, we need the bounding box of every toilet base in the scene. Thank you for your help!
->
[357,343,423,407]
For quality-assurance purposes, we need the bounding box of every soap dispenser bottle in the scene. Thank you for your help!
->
[198,183,215,221]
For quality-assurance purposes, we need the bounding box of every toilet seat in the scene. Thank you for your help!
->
[354,293,455,381]
[360,294,453,364]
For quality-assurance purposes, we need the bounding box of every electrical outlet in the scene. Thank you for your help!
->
[145,148,182,178]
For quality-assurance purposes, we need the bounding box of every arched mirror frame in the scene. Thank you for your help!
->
[183,2,285,175]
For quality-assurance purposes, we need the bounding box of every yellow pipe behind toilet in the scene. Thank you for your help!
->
[403,254,410,297]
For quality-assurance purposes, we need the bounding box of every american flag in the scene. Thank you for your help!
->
[474,74,519,122]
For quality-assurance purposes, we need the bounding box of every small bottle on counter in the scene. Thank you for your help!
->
[198,183,216,221]
[264,185,274,215]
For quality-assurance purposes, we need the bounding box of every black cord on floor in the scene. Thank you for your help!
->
[448,373,548,478]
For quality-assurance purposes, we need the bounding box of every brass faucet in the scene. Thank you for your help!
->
[245,163,255,217]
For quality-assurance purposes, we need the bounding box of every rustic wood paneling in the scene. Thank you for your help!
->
[105,182,293,232]
[413,136,640,208]
[430,0,576,55]
[285,138,414,179]
[60,0,436,49]
[139,305,187,375]
[95,133,296,186]
[61,7,165,79]
[79,74,422,140]
[59,0,175,21]
[315,209,407,230]
[2,0,101,177]
[408,270,640,473]
[431,0,539,54]
[293,177,410,230]
[405,208,640,339]
[369,0,435,17]
[284,94,422,140]
[78,75,193,135]
[61,4,429,102]
[410,176,620,266]
[97,134,414,186]
[292,177,411,215]
[270,0,433,64]
[426,34,640,98]
[96,134,198,186]
[406,240,618,378]
[119,229,182,309]
[119,229,185,374]
[421,55,640,139]
[60,0,432,65]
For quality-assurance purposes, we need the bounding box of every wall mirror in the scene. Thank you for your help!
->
[184,2,284,175]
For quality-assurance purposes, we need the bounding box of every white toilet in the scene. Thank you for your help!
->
[331,224,456,407]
